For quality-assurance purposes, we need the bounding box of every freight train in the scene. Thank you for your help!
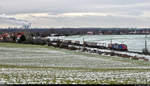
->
[47,38,128,51]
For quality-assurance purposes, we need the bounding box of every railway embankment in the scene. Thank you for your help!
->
[47,38,150,61]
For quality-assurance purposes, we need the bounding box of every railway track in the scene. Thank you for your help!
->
[47,38,150,61]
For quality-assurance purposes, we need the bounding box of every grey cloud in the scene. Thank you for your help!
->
[0,18,23,26]
[8,18,29,25]
[0,14,30,26]
[0,0,150,14]
[0,0,150,27]
[26,14,150,28]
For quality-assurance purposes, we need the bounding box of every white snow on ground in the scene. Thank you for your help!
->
[0,68,150,84]
[1,44,150,84]
[82,47,150,61]
[0,47,148,68]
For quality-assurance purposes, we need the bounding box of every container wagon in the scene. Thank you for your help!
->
[83,41,98,48]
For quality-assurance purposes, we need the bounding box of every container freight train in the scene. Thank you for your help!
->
[108,43,128,51]
[47,38,128,51]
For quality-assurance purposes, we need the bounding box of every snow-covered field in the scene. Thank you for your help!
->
[1,43,150,84]
[1,68,150,84]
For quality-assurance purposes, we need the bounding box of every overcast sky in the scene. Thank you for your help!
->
[0,0,150,28]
